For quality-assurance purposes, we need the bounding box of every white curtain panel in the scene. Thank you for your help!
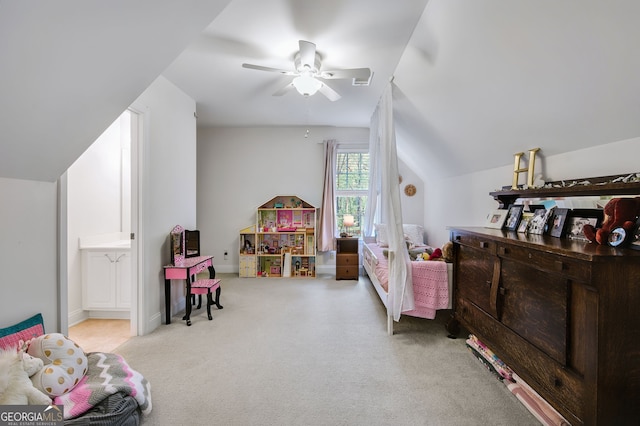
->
[377,84,414,321]
[317,139,337,252]
[364,109,380,238]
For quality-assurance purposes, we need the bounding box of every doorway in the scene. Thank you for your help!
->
[63,109,141,348]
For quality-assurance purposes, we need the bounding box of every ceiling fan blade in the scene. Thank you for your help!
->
[319,67,372,83]
[318,82,341,102]
[242,63,296,75]
[298,40,317,70]
[273,82,295,97]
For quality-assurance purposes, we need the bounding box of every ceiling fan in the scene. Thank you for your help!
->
[242,40,372,101]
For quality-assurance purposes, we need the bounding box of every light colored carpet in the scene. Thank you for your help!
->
[114,273,539,426]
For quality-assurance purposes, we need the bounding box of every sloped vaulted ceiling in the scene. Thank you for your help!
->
[2,1,639,182]
[0,0,231,182]
[392,0,640,181]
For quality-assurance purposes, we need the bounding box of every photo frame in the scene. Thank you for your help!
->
[549,208,569,238]
[566,217,598,242]
[529,207,554,235]
[629,218,640,251]
[504,204,524,231]
[484,209,508,229]
[517,213,533,233]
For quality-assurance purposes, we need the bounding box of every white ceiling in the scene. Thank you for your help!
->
[162,0,429,128]
[2,0,640,182]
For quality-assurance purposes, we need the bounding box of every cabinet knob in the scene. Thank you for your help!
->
[554,377,563,387]
[480,241,488,248]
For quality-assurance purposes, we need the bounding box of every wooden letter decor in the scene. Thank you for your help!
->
[512,147,540,189]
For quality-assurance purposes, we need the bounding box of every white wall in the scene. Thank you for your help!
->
[424,137,640,247]
[67,113,129,324]
[131,75,198,333]
[196,126,369,273]
[0,178,58,330]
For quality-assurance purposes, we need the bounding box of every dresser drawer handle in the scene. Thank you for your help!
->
[480,241,488,249]
[554,378,563,387]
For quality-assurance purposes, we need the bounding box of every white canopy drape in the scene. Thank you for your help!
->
[368,83,414,322]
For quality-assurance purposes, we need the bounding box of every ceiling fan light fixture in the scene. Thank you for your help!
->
[292,75,322,97]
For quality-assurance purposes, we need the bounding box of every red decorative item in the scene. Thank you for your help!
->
[582,197,640,244]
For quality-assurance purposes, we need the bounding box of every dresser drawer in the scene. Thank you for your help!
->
[452,231,497,255]
[497,244,589,282]
[336,254,358,266]
[336,266,359,280]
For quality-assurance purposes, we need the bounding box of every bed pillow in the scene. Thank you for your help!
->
[0,313,45,350]
[374,223,388,247]
[403,224,425,247]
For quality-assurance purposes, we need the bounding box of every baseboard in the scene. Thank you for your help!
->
[88,310,130,320]
[68,309,89,327]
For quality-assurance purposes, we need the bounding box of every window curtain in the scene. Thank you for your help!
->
[375,83,414,321]
[317,139,337,252]
[363,110,380,238]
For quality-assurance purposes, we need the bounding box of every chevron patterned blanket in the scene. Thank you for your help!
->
[54,351,152,420]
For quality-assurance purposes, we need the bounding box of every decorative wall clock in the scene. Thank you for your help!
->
[404,184,416,197]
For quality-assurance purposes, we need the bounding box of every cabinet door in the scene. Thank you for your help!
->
[83,251,116,310]
[455,244,497,317]
[500,259,568,364]
[115,252,131,309]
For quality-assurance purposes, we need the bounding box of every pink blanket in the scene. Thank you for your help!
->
[369,243,449,319]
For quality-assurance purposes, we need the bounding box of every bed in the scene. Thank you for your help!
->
[0,313,151,425]
[362,224,453,334]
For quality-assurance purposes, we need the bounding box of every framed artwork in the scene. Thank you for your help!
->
[485,209,508,229]
[517,213,533,233]
[629,218,640,251]
[504,204,524,231]
[529,207,554,235]
[549,208,569,238]
[566,217,598,242]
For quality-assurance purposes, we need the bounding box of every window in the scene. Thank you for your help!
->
[336,149,369,237]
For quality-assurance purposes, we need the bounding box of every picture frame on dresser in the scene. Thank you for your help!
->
[566,208,604,242]
[549,208,569,238]
[629,217,640,250]
[504,204,524,231]
[528,207,553,235]
[484,209,508,229]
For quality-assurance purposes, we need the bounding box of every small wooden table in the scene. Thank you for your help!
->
[163,255,213,325]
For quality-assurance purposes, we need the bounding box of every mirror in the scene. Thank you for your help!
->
[185,230,200,258]
[170,225,185,264]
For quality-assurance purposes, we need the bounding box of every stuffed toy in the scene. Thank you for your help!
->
[0,347,52,405]
[27,333,88,397]
[441,241,454,262]
[582,197,640,245]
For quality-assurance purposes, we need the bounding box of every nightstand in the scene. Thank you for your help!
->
[336,238,359,280]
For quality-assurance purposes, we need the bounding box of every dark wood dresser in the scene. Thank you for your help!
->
[336,237,359,280]
[448,226,640,425]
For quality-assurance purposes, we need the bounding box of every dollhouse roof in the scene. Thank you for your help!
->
[258,196,315,209]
